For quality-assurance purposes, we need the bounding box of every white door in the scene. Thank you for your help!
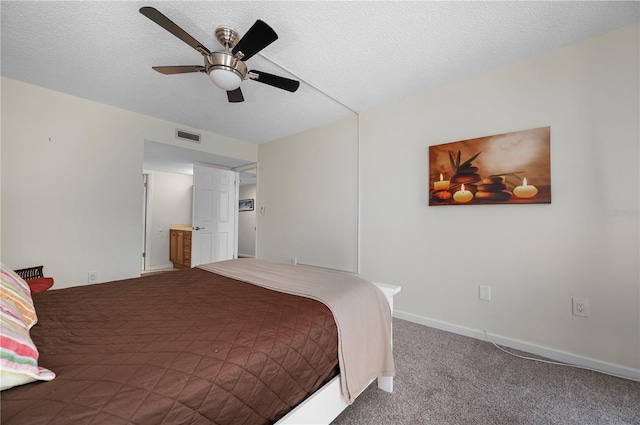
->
[191,164,238,266]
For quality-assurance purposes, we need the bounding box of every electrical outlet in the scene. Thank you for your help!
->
[88,271,98,283]
[572,297,589,317]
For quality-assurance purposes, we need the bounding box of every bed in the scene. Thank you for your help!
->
[1,259,398,425]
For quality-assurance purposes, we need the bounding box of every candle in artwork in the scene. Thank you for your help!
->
[513,177,538,198]
[434,173,450,191]
[453,184,474,203]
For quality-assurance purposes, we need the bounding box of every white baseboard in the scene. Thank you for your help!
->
[147,263,174,271]
[394,309,640,382]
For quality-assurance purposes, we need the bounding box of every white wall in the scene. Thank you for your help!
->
[359,24,639,373]
[257,114,359,272]
[256,24,639,376]
[145,171,193,270]
[238,184,256,257]
[1,77,257,288]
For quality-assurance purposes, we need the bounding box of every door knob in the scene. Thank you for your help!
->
[194,226,205,230]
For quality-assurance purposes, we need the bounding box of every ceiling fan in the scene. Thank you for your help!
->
[139,7,300,103]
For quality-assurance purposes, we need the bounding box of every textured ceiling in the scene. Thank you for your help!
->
[1,1,638,146]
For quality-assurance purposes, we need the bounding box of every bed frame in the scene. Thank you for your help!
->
[276,282,401,425]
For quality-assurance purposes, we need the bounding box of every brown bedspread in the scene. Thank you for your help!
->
[199,259,394,404]
[1,268,339,425]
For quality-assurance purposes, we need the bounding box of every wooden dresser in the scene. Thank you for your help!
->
[170,224,192,269]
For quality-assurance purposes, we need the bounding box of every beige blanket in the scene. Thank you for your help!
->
[198,258,395,404]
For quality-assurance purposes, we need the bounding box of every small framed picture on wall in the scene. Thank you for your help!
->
[239,199,254,211]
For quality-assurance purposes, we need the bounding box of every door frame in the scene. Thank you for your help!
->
[235,163,259,259]
[142,173,150,271]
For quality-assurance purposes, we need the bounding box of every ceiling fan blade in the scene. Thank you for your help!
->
[249,70,300,92]
[232,20,278,61]
[152,65,206,75]
[227,88,244,103]
[139,7,211,56]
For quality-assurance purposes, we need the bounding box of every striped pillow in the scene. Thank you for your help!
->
[0,309,55,390]
[1,263,37,328]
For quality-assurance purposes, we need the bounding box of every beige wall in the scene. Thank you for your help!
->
[258,114,359,272]
[359,24,639,373]
[1,77,257,287]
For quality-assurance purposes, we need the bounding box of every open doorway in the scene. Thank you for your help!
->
[238,166,257,258]
[142,168,258,271]
[142,170,194,273]
[142,140,257,272]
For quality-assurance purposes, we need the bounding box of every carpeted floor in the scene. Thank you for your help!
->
[331,318,640,425]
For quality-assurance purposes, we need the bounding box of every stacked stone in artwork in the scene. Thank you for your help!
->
[475,176,513,201]
[450,151,481,194]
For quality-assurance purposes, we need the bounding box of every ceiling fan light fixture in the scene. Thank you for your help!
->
[209,68,243,90]
[206,51,247,91]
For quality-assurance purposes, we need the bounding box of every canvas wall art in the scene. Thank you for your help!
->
[429,126,551,206]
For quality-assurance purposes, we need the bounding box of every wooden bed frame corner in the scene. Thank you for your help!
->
[276,282,401,425]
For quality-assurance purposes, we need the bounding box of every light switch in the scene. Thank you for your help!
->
[479,285,491,301]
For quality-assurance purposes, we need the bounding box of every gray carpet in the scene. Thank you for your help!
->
[331,318,640,425]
